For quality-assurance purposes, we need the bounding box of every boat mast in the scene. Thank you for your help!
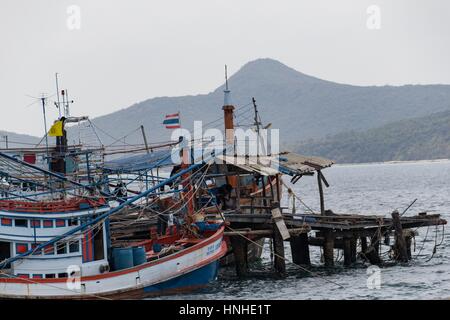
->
[252,97,266,157]
[180,138,195,217]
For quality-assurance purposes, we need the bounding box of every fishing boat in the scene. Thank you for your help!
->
[0,81,229,299]
[0,224,225,299]
[0,140,227,299]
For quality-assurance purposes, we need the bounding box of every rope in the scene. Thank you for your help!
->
[280,179,315,214]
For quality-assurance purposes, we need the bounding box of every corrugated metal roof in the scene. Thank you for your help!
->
[217,153,334,176]
[278,152,334,175]
[217,155,280,176]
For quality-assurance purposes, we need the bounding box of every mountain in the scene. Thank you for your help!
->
[85,58,450,150]
[295,110,450,163]
[0,130,41,149]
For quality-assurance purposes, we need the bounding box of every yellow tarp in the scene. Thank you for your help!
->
[48,120,63,137]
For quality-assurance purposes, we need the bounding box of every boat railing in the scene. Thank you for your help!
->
[0,198,106,213]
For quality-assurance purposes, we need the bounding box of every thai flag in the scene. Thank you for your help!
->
[163,112,181,129]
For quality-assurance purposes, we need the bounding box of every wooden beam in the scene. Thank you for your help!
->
[317,170,325,215]
[272,225,286,275]
[360,236,368,253]
[320,171,330,188]
[290,233,311,266]
[343,237,352,266]
[230,236,249,277]
[272,207,290,240]
[392,210,409,262]
[323,231,334,267]
[350,237,357,263]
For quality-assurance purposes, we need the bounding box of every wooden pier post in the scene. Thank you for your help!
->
[391,210,409,262]
[343,237,352,266]
[404,230,414,260]
[360,237,368,253]
[323,231,335,267]
[350,237,357,263]
[290,233,311,266]
[230,236,249,277]
[405,235,412,260]
[272,225,286,276]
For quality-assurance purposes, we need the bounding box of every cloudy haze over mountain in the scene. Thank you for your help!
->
[1,0,450,137]
[72,58,450,149]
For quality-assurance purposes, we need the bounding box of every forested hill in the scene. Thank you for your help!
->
[295,110,450,163]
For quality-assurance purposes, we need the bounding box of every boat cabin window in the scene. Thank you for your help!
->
[58,273,68,278]
[43,244,54,255]
[56,242,67,255]
[55,219,66,228]
[31,243,42,255]
[0,242,11,267]
[69,240,80,253]
[43,220,53,228]
[15,243,28,254]
[45,274,55,279]
[31,220,41,228]
[14,219,28,228]
[1,218,12,226]
[68,218,79,226]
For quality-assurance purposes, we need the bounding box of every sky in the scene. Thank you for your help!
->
[1,0,450,137]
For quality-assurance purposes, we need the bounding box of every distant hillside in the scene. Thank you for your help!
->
[85,58,450,148]
[0,130,40,149]
[295,111,450,163]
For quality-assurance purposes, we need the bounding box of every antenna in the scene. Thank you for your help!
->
[55,73,62,118]
[64,89,71,117]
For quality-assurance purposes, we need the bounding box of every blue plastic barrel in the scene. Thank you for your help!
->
[152,243,162,253]
[132,246,147,266]
[112,248,134,270]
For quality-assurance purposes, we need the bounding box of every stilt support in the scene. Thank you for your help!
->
[323,232,335,267]
[343,237,352,266]
[230,236,249,277]
[290,233,311,266]
[392,210,409,262]
[272,225,286,276]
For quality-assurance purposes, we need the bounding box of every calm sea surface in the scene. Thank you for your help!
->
[158,160,450,300]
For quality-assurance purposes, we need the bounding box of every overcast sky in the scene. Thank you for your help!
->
[1,0,450,137]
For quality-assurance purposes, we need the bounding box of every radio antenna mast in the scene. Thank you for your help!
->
[55,73,62,118]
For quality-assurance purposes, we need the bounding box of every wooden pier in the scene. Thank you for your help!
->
[220,208,447,277]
